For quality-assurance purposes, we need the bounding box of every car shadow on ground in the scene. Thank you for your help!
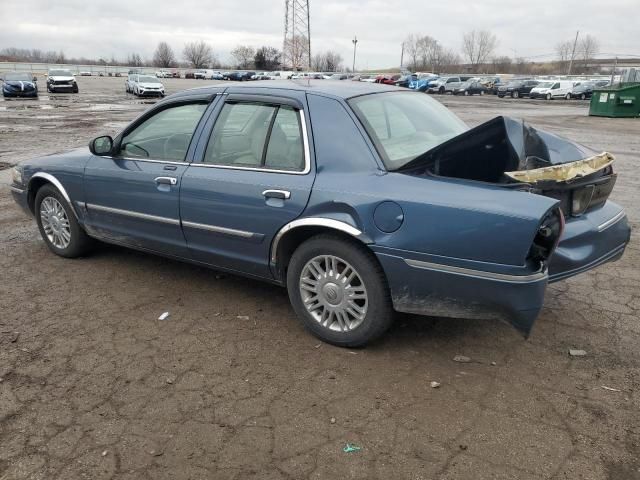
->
[88,242,519,350]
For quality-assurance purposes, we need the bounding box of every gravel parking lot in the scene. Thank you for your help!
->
[1,76,639,480]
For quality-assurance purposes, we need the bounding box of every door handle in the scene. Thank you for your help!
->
[155,176,177,186]
[262,189,291,200]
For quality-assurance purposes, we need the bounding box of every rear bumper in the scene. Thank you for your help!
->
[374,249,548,335]
[549,201,630,282]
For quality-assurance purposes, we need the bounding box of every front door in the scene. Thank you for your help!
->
[180,92,315,278]
[84,101,209,257]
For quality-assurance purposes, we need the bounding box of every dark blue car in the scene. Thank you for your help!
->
[2,71,38,98]
[10,81,630,346]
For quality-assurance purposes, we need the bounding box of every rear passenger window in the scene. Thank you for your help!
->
[264,107,304,171]
[204,102,305,172]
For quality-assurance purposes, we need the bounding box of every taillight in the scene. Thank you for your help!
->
[528,208,564,262]
[571,185,595,216]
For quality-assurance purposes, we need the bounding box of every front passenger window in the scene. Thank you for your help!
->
[119,103,207,162]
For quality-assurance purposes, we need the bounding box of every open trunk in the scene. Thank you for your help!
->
[400,116,617,217]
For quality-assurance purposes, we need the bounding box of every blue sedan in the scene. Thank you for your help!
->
[2,71,38,98]
[10,81,630,346]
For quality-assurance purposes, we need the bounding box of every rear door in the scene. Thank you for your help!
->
[180,89,315,278]
[83,99,211,257]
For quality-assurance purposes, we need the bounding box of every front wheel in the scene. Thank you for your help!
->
[581,93,586,100]
[35,184,93,258]
[565,93,571,100]
[546,93,552,100]
[512,91,519,98]
[287,234,393,347]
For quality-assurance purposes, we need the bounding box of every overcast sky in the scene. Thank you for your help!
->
[1,0,637,68]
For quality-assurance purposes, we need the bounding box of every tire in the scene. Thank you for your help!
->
[512,91,519,98]
[565,93,571,100]
[480,90,485,95]
[464,90,469,96]
[35,184,93,258]
[286,234,393,347]
[439,87,445,94]
[73,85,79,94]
[546,93,552,100]
[581,93,586,100]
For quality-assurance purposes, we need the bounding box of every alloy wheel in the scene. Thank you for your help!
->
[299,255,368,332]
[40,197,71,249]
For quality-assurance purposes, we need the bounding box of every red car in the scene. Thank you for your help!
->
[375,74,401,85]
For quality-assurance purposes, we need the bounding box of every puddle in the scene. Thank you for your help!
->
[103,121,129,129]
[0,103,54,111]
[81,103,136,111]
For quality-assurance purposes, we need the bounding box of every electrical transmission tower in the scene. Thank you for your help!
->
[283,0,311,71]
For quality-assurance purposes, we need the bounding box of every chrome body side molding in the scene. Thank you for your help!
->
[85,203,180,225]
[404,258,548,284]
[29,172,79,219]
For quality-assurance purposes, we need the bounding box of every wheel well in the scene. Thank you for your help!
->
[26,177,49,214]
[274,226,370,282]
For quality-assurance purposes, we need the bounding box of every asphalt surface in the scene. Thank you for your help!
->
[1,77,639,480]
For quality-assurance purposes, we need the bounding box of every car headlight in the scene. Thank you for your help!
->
[11,165,23,185]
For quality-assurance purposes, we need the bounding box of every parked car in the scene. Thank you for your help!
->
[155,71,171,78]
[80,71,92,76]
[251,72,271,80]
[227,71,255,81]
[327,73,349,80]
[394,74,418,88]
[497,79,539,98]
[184,71,195,79]
[452,80,488,96]
[171,71,181,78]
[529,80,575,100]
[427,76,462,94]
[268,71,294,80]
[10,83,630,346]
[569,80,609,100]
[408,74,438,92]
[130,75,165,97]
[46,69,79,93]
[479,76,502,94]
[125,74,138,93]
[1,72,39,98]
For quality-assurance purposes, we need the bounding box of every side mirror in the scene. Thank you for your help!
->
[33,76,37,82]
[89,135,114,156]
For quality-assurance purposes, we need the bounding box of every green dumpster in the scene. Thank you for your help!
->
[589,83,640,118]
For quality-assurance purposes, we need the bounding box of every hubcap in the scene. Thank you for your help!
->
[40,197,71,249]
[299,255,368,332]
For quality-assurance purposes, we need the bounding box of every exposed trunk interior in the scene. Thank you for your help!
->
[401,116,616,217]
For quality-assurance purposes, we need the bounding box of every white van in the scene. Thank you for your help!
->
[529,80,576,100]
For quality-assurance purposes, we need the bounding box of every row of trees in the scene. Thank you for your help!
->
[403,30,602,75]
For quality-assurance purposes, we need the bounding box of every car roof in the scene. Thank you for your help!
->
[172,80,401,101]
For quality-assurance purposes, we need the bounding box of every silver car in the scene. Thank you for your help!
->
[130,75,165,97]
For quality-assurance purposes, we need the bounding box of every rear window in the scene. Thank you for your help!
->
[349,92,467,170]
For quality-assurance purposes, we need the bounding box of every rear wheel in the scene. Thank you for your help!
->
[35,184,93,258]
[439,86,445,94]
[580,93,586,100]
[565,93,571,100]
[464,90,469,96]
[480,90,485,95]
[287,234,393,347]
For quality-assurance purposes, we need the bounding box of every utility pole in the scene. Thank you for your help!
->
[610,57,618,86]
[352,36,358,73]
[400,42,404,69]
[568,30,579,75]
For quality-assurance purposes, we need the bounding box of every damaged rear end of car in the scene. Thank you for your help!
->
[399,115,630,284]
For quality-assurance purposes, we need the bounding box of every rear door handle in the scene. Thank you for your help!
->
[155,176,177,185]
[262,189,291,200]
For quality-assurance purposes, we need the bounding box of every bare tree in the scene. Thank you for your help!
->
[462,30,498,72]
[231,45,256,69]
[555,40,572,63]
[127,53,144,67]
[183,41,213,69]
[283,34,309,70]
[153,42,176,68]
[579,34,600,72]
[403,34,420,69]
[312,51,343,72]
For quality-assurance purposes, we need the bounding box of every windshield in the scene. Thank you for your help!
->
[4,72,32,81]
[138,76,160,83]
[537,82,554,88]
[349,91,468,170]
[506,81,523,87]
[49,70,72,76]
